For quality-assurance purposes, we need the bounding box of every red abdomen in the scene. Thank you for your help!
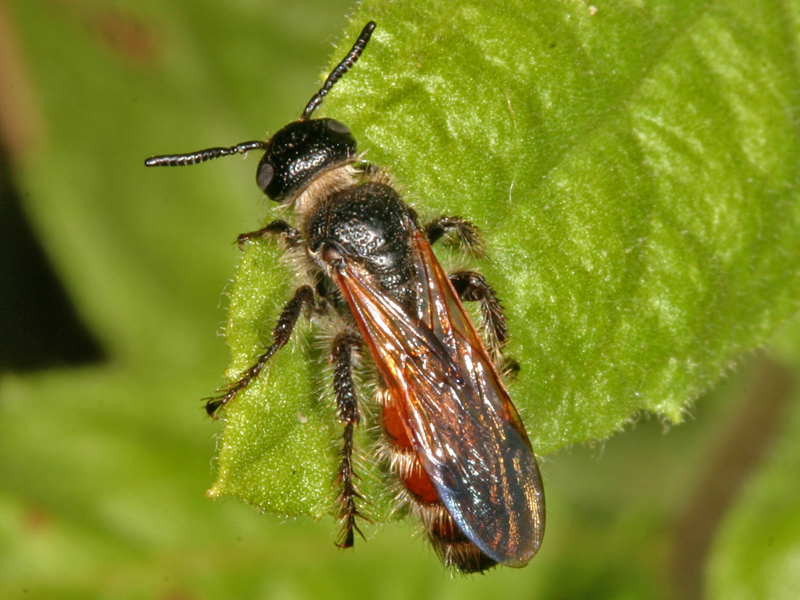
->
[380,392,497,572]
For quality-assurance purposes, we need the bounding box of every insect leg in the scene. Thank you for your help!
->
[236,220,302,250]
[329,329,368,548]
[449,271,508,362]
[205,285,314,416]
[425,216,483,254]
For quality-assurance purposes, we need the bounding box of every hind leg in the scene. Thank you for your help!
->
[329,329,369,548]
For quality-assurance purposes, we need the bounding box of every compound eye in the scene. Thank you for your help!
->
[256,161,274,195]
[325,119,351,136]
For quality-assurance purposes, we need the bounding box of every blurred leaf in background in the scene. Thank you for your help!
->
[1,0,799,599]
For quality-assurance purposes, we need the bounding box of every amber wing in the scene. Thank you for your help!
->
[334,229,545,566]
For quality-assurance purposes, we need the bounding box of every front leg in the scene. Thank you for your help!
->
[329,329,369,548]
[205,285,314,416]
[237,219,302,250]
[425,215,483,254]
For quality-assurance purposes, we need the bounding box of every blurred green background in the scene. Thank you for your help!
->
[2,0,799,599]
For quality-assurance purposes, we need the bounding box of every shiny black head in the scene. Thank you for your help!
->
[256,118,356,201]
[144,22,377,200]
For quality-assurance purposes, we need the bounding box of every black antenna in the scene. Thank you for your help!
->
[301,21,376,120]
[145,141,267,167]
[145,22,376,169]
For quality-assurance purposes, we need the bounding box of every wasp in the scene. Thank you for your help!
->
[146,21,544,573]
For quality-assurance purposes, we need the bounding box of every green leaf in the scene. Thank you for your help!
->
[211,0,800,519]
[4,0,800,596]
